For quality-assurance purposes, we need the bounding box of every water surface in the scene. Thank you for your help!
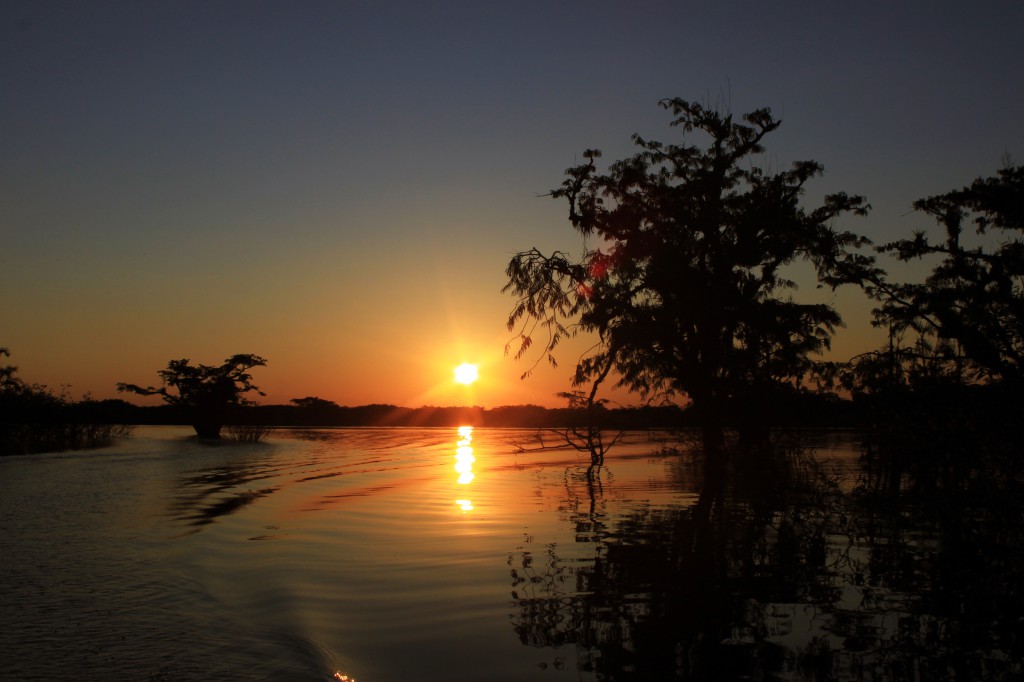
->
[4,426,1015,680]
[0,426,716,680]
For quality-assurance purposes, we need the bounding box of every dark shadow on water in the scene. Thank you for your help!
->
[169,448,283,530]
[508,435,1024,681]
[180,486,278,527]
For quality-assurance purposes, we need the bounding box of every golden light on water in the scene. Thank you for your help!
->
[455,426,475,509]
[453,363,479,385]
[455,449,475,485]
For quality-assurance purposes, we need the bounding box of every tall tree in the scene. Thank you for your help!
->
[118,354,267,439]
[505,99,875,460]
[871,164,1024,384]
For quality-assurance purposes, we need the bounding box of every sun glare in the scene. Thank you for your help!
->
[454,363,479,385]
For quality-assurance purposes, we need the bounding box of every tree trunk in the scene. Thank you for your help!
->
[191,414,223,439]
[695,397,729,514]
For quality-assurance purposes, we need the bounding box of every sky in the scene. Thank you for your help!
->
[3,1,1023,408]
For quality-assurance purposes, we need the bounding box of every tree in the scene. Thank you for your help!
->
[118,354,268,439]
[2,346,62,437]
[289,396,342,425]
[289,396,340,410]
[870,164,1024,384]
[2,348,132,455]
[504,99,875,463]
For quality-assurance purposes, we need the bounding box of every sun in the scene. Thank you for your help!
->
[454,363,479,385]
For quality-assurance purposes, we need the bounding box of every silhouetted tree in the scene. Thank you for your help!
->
[2,348,132,455]
[1,347,47,453]
[838,167,1024,497]
[504,99,876,470]
[118,354,267,439]
[289,396,340,410]
[869,164,1023,384]
[1,347,29,395]
[287,396,342,426]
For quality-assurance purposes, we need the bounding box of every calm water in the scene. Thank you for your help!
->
[1,426,1017,681]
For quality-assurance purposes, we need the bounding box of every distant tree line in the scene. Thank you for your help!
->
[1,392,859,435]
[267,391,859,429]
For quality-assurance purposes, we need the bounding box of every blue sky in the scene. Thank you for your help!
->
[3,1,1022,407]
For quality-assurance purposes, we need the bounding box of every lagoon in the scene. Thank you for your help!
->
[0,426,1016,680]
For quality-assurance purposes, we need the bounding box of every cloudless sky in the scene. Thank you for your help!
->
[3,1,1022,408]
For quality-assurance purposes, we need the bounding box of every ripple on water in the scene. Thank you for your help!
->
[1,426,726,681]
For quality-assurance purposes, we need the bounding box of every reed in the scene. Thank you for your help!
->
[224,423,274,443]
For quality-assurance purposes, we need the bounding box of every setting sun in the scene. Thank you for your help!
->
[454,363,479,385]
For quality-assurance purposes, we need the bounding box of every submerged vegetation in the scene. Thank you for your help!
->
[505,99,878,463]
[223,422,275,443]
[118,354,269,439]
[500,97,1022,679]
[849,162,1024,500]
[0,348,132,456]
[504,97,1021,475]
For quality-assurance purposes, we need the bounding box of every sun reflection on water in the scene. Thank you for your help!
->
[455,426,475,510]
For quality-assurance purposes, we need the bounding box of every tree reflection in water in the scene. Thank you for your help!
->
[508,437,1024,680]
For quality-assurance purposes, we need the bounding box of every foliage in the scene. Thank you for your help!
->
[289,396,340,410]
[118,354,268,439]
[1,347,133,455]
[864,164,1024,386]
[505,98,876,451]
[224,423,274,443]
[832,166,1024,513]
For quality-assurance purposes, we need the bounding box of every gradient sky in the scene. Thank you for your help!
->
[3,1,1023,408]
